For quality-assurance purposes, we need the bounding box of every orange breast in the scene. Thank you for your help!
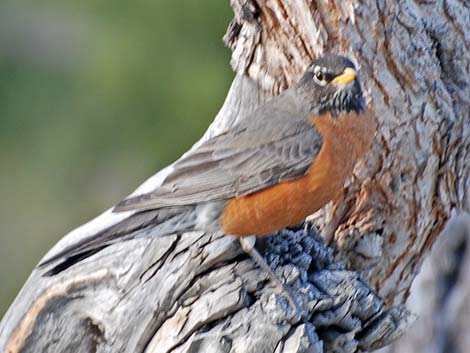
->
[221,111,376,237]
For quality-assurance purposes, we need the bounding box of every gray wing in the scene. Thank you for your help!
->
[38,101,323,273]
[115,113,323,212]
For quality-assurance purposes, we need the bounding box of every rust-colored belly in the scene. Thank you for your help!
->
[221,111,375,237]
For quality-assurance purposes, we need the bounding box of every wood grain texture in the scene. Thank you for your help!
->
[0,222,412,353]
[1,1,469,352]
[377,213,470,353]
[225,0,469,305]
[0,74,412,353]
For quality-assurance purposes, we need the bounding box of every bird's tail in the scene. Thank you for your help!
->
[38,206,198,276]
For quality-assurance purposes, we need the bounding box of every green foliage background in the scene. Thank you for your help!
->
[0,1,232,317]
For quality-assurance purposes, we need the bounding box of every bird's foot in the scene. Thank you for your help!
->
[239,236,303,318]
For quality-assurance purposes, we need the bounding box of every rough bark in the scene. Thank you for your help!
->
[225,0,470,306]
[1,1,469,353]
[0,221,413,353]
[377,213,470,353]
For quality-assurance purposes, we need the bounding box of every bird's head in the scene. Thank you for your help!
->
[296,55,365,116]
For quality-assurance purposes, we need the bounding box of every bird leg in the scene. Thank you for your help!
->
[239,235,300,315]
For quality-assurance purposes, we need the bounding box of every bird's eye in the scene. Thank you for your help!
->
[313,69,329,86]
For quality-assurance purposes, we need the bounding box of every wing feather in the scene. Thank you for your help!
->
[115,113,322,212]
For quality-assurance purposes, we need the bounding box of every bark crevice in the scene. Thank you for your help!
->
[1,1,469,352]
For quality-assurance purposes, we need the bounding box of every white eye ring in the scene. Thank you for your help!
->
[313,67,328,86]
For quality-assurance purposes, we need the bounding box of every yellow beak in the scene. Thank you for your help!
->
[331,67,356,85]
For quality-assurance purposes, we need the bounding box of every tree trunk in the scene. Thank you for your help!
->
[1,1,469,353]
[225,0,470,306]
[377,213,470,353]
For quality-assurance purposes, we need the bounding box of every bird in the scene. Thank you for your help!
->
[39,55,375,309]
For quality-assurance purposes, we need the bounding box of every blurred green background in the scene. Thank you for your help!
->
[0,1,232,317]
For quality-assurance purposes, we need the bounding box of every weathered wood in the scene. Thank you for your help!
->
[0,73,411,352]
[377,213,470,353]
[225,0,470,305]
[1,1,469,352]
[0,220,411,353]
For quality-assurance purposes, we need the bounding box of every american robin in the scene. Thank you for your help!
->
[40,55,375,309]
